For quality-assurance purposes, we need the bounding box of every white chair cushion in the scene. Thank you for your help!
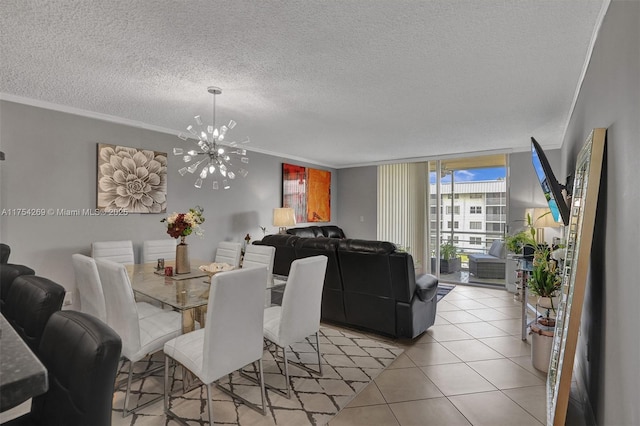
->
[164,328,206,377]
[92,240,135,264]
[72,254,107,323]
[263,306,282,343]
[132,310,182,362]
[214,242,242,268]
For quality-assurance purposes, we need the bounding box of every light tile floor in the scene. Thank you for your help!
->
[329,284,547,426]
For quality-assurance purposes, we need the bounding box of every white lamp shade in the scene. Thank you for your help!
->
[273,208,296,227]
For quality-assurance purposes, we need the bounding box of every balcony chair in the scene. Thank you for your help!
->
[95,258,182,417]
[91,240,135,264]
[3,311,122,426]
[468,240,506,279]
[214,241,242,267]
[163,266,268,424]
[141,239,177,264]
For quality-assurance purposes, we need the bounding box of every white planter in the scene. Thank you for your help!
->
[530,318,555,372]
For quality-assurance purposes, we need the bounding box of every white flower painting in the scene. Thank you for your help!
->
[97,144,167,213]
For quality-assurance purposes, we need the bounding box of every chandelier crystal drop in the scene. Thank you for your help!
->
[174,86,249,189]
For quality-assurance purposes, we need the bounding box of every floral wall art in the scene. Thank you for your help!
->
[282,163,331,223]
[97,143,167,213]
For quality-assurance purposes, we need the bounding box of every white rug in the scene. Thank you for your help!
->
[112,327,403,425]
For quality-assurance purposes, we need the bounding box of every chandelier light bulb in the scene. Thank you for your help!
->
[173,86,250,189]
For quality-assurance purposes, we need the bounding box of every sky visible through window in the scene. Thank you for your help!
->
[430,167,506,184]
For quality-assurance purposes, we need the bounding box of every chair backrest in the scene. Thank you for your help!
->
[278,255,328,346]
[0,263,35,313]
[141,239,177,264]
[71,254,107,322]
[3,275,65,352]
[242,245,275,285]
[91,240,135,264]
[94,258,141,359]
[202,267,267,384]
[214,241,242,267]
[0,243,10,264]
[29,311,122,426]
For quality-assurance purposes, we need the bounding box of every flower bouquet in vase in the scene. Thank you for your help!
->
[161,206,205,274]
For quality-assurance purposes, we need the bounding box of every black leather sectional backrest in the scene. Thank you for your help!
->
[257,234,300,275]
[286,225,346,239]
[294,238,342,291]
[336,239,396,298]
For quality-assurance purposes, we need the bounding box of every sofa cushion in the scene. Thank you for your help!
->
[321,226,346,239]
[469,253,506,264]
[338,239,396,254]
[488,240,505,259]
[286,226,324,238]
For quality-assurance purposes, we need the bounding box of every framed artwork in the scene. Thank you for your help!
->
[282,163,331,223]
[547,128,606,426]
[97,143,167,213]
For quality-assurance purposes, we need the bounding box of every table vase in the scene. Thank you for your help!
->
[175,236,191,274]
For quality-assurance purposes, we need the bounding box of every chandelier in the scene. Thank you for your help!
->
[173,86,249,189]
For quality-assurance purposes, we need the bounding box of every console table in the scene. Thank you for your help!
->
[516,258,534,341]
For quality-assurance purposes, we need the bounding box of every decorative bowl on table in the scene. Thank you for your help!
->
[198,262,234,278]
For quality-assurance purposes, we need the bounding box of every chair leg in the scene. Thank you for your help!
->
[283,346,291,399]
[123,361,134,417]
[315,331,323,376]
[206,383,215,424]
[164,355,170,413]
[258,358,266,414]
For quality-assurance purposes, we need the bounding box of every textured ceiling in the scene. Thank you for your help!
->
[0,1,606,168]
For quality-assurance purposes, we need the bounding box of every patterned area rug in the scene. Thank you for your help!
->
[112,327,403,425]
[437,283,456,301]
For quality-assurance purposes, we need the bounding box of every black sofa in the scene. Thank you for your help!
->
[255,229,438,338]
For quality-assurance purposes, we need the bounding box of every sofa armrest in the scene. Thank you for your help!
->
[414,274,438,302]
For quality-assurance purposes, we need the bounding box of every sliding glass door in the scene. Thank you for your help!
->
[427,154,508,286]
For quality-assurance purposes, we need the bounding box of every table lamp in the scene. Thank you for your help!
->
[273,208,296,234]
[526,207,563,244]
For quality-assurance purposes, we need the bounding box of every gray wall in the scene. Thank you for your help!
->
[337,166,377,239]
[561,2,639,424]
[0,100,337,308]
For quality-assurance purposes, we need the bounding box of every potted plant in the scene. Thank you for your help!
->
[528,246,562,372]
[431,240,461,274]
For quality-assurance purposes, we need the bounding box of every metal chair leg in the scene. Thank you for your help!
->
[123,361,134,417]
[164,355,170,413]
[283,346,291,399]
[206,383,215,424]
[315,331,323,376]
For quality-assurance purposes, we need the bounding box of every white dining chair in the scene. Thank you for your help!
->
[242,245,276,306]
[214,241,242,267]
[141,239,177,264]
[72,254,167,321]
[95,258,182,417]
[91,240,135,264]
[163,266,268,424]
[261,255,328,398]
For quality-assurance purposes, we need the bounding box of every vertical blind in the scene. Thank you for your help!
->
[377,163,427,272]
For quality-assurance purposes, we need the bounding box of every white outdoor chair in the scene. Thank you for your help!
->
[242,245,276,306]
[163,267,268,424]
[95,258,182,417]
[214,241,242,267]
[72,254,166,321]
[141,239,177,264]
[260,255,328,398]
[91,240,135,264]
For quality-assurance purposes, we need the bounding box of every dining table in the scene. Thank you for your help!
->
[0,313,48,412]
[126,259,213,333]
[126,260,287,334]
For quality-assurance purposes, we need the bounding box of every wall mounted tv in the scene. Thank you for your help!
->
[531,137,570,226]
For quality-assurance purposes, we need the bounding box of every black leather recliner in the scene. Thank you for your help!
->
[0,263,36,313]
[4,311,122,426]
[3,275,65,351]
[0,243,10,264]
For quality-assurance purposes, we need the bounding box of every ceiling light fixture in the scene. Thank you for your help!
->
[173,86,249,189]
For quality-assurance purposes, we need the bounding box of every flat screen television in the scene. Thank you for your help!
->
[531,137,570,226]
